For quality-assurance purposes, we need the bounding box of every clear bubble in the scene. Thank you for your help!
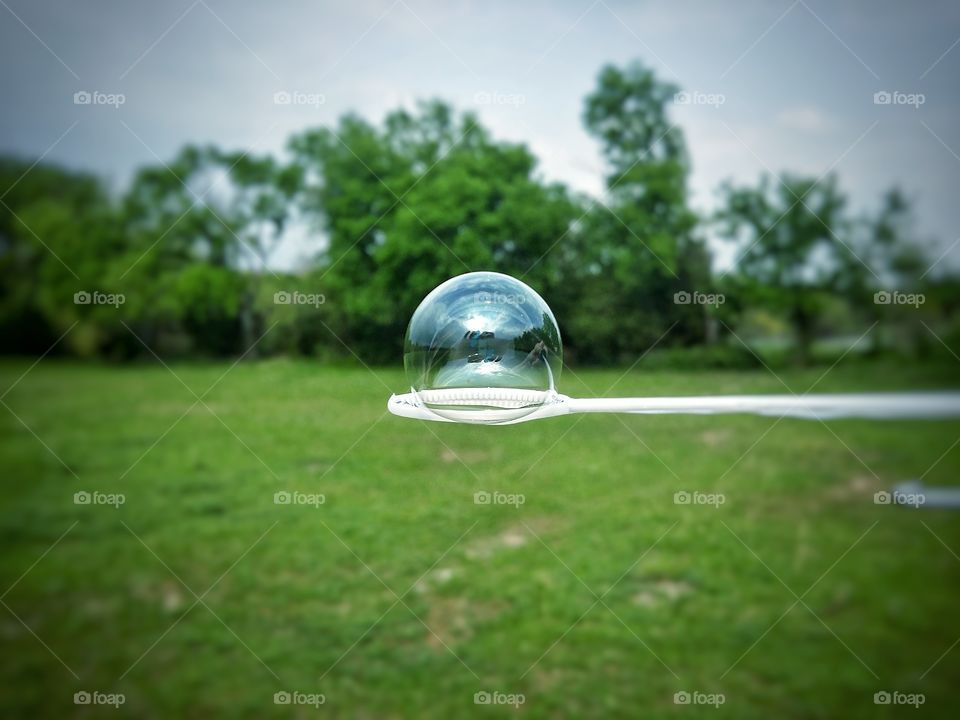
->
[404,272,563,424]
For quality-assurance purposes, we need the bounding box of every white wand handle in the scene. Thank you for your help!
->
[564,393,960,420]
[388,391,960,423]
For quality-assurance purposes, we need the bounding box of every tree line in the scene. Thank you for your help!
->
[1,60,957,367]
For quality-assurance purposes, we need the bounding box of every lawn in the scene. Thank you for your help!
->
[1,359,959,718]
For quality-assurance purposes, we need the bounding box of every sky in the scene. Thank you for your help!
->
[2,0,959,271]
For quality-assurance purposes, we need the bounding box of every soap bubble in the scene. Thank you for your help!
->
[404,272,562,424]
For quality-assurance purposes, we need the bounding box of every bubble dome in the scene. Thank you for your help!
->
[404,272,563,424]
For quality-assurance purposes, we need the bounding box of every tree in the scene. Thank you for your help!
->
[843,188,930,355]
[289,101,577,363]
[115,145,298,356]
[716,174,849,364]
[0,157,123,355]
[569,61,710,364]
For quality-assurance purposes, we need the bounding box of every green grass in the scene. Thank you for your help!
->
[1,359,959,718]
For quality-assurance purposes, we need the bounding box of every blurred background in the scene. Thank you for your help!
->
[1,1,959,718]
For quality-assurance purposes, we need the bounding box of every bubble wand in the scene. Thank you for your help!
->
[388,272,960,425]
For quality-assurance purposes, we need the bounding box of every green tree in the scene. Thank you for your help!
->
[716,174,849,364]
[289,101,576,363]
[844,188,930,355]
[570,61,710,364]
[115,145,297,356]
[0,157,123,355]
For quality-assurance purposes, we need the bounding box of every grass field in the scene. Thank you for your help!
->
[1,359,959,718]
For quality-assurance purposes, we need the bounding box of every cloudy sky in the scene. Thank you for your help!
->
[2,0,959,270]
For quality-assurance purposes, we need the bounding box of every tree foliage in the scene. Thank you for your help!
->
[0,61,948,366]
[289,100,576,363]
